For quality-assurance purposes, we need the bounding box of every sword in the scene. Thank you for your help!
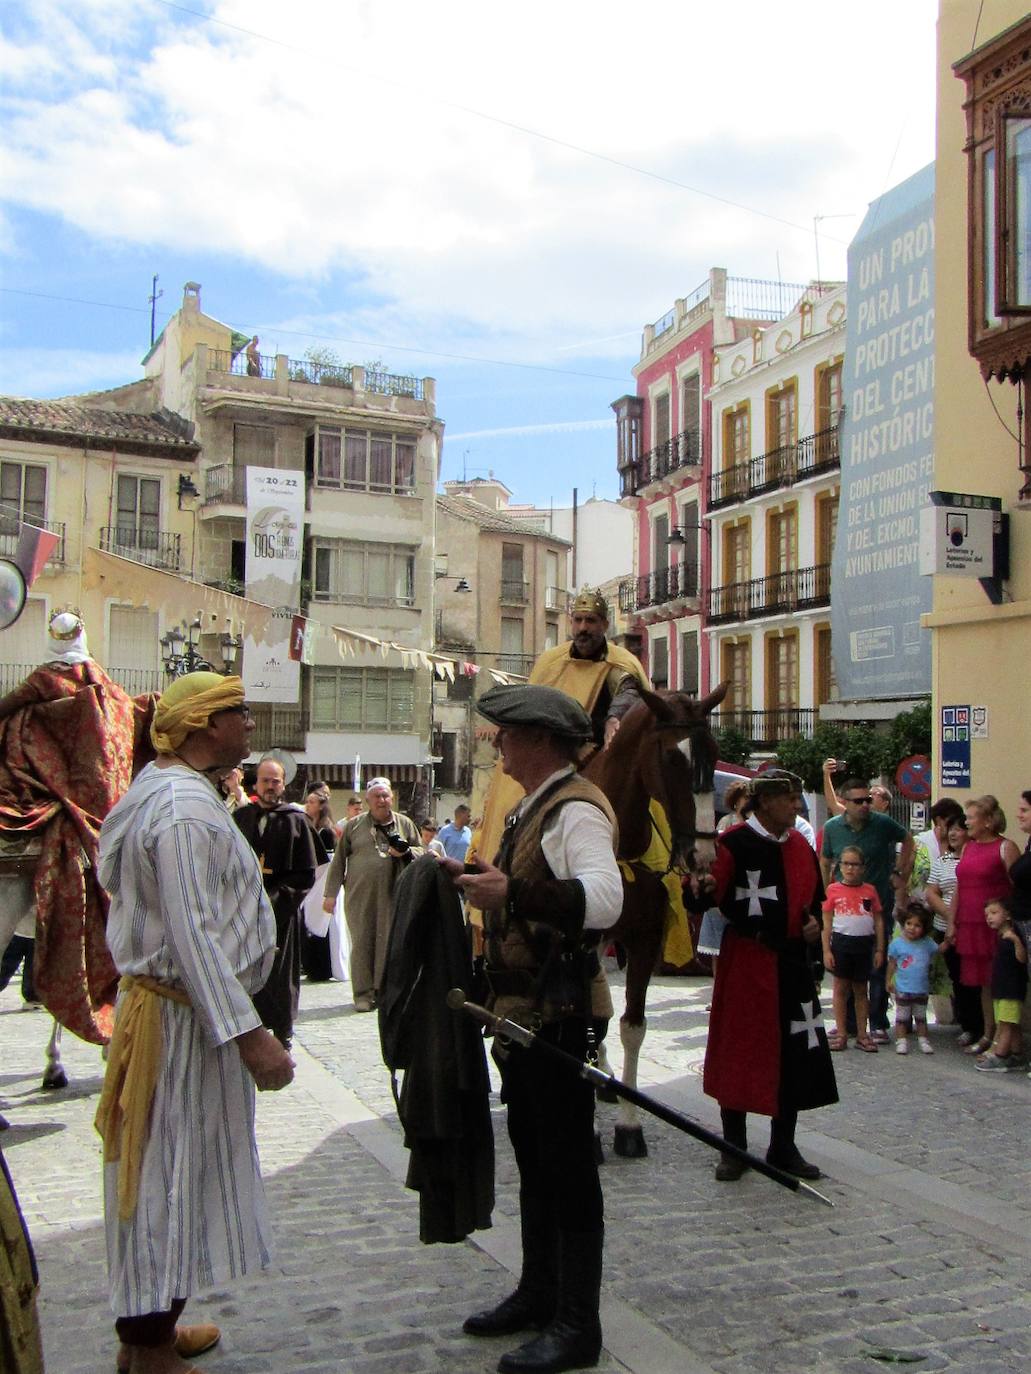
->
[447,989,833,1208]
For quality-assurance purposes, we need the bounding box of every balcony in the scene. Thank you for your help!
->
[625,426,701,495]
[708,563,830,623]
[544,585,568,612]
[205,349,424,400]
[249,703,309,753]
[203,463,247,506]
[0,506,66,566]
[713,707,817,747]
[619,562,699,615]
[710,423,841,509]
[99,526,182,573]
[500,578,529,605]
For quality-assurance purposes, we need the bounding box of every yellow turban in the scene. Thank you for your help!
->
[151,672,245,754]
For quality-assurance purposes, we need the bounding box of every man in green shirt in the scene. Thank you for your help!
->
[821,778,914,1042]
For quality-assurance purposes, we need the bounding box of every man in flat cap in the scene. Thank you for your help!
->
[450,683,622,1374]
[698,769,836,1183]
[96,671,293,1374]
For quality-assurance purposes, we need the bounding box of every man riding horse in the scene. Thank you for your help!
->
[474,588,694,970]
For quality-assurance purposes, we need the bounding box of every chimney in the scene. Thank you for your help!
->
[183,282,202,315]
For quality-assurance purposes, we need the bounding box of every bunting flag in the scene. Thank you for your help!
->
[15,524,61,586]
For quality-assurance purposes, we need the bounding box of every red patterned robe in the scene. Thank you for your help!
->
[0,662,155,1043]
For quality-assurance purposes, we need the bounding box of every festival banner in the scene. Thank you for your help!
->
[831,164,934,699]
[243,467,304,702]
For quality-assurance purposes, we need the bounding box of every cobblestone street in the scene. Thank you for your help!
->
[3,966,1030,1374]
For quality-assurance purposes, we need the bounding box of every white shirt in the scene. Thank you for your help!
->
[794,815,816,849]
[513,767,622,932]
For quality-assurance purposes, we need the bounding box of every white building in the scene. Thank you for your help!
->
[706,284,846,750]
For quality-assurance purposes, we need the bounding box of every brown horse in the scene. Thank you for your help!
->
[583,681,727,1157]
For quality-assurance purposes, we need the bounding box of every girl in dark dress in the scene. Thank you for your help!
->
[1010,791,1031,943]
[301,783,336,981]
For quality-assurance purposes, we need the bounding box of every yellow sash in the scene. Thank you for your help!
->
[94,975,191,1222]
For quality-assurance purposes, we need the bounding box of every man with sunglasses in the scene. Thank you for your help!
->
[821,779,913,1043]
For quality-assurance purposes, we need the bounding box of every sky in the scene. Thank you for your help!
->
[0,0,938,506]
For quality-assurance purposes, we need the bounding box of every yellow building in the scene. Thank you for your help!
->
[928,3,1031,808]
[0,398,200,693]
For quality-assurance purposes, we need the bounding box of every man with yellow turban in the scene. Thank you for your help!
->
[95,672,293,1374]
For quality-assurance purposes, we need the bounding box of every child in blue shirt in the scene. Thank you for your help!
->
[887,904,937,1056]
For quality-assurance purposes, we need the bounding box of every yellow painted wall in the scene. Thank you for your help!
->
[929,0,1031,816]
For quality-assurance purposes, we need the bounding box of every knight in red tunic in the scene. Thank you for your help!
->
[700,770,837,1182]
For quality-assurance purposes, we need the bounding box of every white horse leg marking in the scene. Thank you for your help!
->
[42,1019,67,1090]
[617,1018,647,1130]
[694,790,716,866]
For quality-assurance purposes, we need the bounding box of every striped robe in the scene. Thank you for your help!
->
[98,763,276,1317]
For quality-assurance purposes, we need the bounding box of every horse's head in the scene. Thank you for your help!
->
[630,681,728,873]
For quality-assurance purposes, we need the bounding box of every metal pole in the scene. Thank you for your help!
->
[447,991,832,1207]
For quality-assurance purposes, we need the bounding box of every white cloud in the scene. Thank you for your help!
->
[0,348,145,397]
[0,0,937,362]
[444,418,615,443]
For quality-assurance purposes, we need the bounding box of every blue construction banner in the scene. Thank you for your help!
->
[831,164,934,699]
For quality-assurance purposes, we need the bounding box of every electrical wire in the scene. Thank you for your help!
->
[982,374,1021,444]
[150,0,847,245]
[0,286,628,382]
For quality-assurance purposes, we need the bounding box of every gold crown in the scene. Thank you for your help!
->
[571,587,608,618]
[48,608,85,641]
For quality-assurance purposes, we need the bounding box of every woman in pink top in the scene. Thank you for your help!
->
[945,794,1020,1054]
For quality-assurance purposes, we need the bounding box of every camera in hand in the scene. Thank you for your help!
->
[383,829,411,854]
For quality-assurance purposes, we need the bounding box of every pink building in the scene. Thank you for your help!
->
[613,268,813,698]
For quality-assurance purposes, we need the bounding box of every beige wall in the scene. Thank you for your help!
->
[928,0,1031,814]
[0,436,198,675]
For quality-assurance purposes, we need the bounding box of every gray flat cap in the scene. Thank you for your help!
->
[476,684,593,740]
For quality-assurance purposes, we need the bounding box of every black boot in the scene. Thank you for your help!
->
[498,1229,603,1373]
[766,1111,822,1180]
[464,1194,558,1337]
[715,1109,749,1182]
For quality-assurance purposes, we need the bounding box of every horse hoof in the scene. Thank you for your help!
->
[41,1069,68,1091]
[593,1132,605,1166]
[595,1085,618,1105]
[613,1125,648,1159]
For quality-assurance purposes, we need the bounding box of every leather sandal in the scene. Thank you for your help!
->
[854,1034,879,1053]
[828,1033,848,1051]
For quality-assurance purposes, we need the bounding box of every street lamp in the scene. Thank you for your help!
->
[160,613,229,678]
[666,522,709,545]
[219,623,243,673]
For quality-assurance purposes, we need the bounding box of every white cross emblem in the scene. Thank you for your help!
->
[790,1001,825,1050]
[735,868,779,917]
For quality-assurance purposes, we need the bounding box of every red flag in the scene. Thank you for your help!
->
[15,525,60,587]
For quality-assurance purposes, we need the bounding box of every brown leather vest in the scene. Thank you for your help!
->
[485,773,617,1022]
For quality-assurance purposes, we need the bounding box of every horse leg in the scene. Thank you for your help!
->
[612,876,667,1159]
[41,1018,67,1090]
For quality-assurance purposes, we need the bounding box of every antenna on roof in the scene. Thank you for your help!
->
[149,274,163,347]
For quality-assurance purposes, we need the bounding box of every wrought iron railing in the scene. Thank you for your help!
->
[709,423,841,509]
[619,562,699,613]
[712,707,818,746]
[363,370,423,399]
[500,579,529,605]
[0,505,66,565]
[633,426,701,490]
[288,359,353,387]
[207,348,275,379]
[108,666,163,694]
[99,526,182,572]
[203,463,247,505]
[708,564,831,622]
[249,704,309,753]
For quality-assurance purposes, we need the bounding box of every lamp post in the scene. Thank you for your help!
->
[160,616,242,679]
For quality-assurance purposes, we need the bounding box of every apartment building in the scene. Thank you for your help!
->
[433,485,571,820]
[706,284,846,751]
[613,267,818,699]
[925,3,1031,802]
[1,283,443,805]
[0,397,200,694]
